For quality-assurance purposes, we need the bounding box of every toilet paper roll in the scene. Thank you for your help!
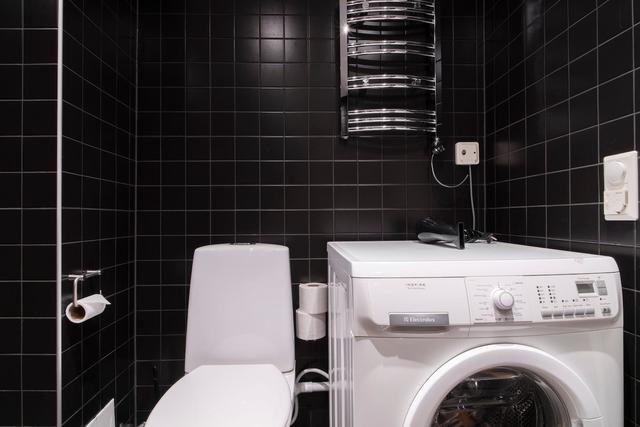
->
[299,282,328,314]
[296,308,326,341]
[65,294,111,324]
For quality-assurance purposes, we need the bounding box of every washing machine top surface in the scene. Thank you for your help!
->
[327,241,618,277]
[145,364,292,427]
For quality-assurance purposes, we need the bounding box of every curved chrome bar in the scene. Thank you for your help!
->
[348,125,437,133]
[349,117,437,124]
[349,108,436,116]
[347,0,434,6]
[348,74,436,91]
[347,14,435,25]
[348,41,435,57]
[348,74,436,82]
[348,40,435,49]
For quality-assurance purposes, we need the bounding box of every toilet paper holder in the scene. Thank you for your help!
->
[63,270,101,307]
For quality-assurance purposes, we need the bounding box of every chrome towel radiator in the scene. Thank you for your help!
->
[339,0,437,139]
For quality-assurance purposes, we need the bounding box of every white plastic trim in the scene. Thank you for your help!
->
[402,344,603,427]
[56,0,64,424]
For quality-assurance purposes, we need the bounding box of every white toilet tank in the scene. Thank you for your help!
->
[184,243,295,373]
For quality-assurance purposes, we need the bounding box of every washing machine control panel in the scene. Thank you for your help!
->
[466,274,619,324]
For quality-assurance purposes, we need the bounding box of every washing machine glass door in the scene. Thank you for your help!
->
[432,367,569,427]
[403,344,603,427]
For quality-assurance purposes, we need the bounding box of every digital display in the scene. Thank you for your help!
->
[576,281,595,294]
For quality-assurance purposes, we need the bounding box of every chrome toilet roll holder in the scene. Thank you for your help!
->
[63,270,101,307]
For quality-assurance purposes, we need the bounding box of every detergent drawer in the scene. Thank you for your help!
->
[351,277,470,337]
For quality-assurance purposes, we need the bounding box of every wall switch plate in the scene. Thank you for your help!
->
[455,142,480,165]
[603,150,638,221]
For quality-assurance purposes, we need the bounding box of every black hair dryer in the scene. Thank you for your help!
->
[416,218,465,249]
[416,217,497,250]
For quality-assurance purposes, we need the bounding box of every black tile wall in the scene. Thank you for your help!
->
[484,0,639,424]
[0,0,59,426]
[135,0,483,425]
[60,0,137,425]
[437,0,486,228]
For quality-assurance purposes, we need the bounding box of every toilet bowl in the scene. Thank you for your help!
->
[145,244,296,426]
[146,365,294,427]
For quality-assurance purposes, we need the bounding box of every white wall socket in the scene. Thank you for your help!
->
[603,150,638,221]
[455,141,480,165]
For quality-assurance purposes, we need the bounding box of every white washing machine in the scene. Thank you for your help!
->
[327,241,623,427]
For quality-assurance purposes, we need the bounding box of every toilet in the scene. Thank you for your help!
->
[145,243,296,427]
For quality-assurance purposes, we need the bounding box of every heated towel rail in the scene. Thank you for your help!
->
[339,0,437,139]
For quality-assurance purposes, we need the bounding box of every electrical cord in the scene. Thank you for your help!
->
[468,165,476,229]
[289,368,330,425]
[430,153,468,188]
[430,153,476,230]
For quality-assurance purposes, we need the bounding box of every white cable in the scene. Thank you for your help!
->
[430,153,468,188]
[290,369,330,425]
[296,368,329,382]
[469,165,476,230]
[290,395,299,425]
[296,381,330,393]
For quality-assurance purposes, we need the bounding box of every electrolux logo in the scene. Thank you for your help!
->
[403,315,435,323]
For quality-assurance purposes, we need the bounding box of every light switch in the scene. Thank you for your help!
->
[603,151,638,221]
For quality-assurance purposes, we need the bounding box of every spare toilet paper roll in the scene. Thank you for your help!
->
[296,308,326,341]
[66,294,111,324]
[299,282,328,314]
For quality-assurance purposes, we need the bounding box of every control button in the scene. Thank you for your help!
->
[573,307,585,316]
[552,310,564,318]
[602,307,612,316]
[541,310,552,319]
[492,288,515,310]
[563,308,575,317]
[585,308,595,316]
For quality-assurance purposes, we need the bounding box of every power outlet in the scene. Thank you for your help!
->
[455,142,479,165]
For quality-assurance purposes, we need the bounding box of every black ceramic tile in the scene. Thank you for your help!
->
[485,2,640,424]
[597,0,632,43]
[569,11,597,60]
[59,0,137,425]
[599,74,634,123]
[24,0,58,28]
[0,0,59,426]
[568,0,596,24]
[598,29,633,83]
[569,50,597,95]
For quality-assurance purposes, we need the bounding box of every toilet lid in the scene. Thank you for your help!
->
[145,364,292,427]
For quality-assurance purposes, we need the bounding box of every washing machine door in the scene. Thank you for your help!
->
[403,344,603,427]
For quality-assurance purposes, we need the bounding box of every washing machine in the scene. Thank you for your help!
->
[327,241,623,427]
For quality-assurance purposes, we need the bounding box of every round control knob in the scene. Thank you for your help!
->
[492,289,515,310]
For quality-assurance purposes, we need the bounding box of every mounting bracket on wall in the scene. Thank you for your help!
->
[63,270,101,307]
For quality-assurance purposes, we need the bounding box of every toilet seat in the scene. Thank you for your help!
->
[145,364,293,427]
